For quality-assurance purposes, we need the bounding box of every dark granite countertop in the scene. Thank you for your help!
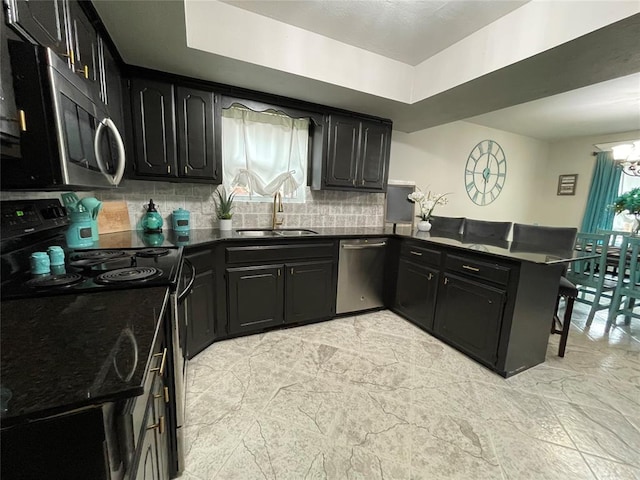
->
[93,226,583,265]
[0,287,169,427]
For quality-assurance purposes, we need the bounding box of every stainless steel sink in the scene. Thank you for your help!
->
[273,229,318,236]
[236,229,275,237]
[236,228,318,237]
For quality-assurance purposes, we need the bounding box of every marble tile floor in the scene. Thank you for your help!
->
[181,303,640,480]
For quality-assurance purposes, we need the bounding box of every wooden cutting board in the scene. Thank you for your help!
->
[97,201,131,234]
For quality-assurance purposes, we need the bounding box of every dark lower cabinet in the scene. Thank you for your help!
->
[433,273,506,366]
[285,260,334,324]
[227,265,285,334]
[395,258,439,330]
[184,248,216,358]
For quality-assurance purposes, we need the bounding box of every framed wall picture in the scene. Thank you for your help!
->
[557,174,578,195]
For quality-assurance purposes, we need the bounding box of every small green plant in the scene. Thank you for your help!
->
[214,187,235,219]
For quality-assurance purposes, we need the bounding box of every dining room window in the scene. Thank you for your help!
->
[612,172,640,232]
[221,105,309,203]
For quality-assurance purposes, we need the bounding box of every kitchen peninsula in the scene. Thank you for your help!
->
[93,226,575,378]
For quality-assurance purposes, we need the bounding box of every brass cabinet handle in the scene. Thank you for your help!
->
[19,110,26,131]
[410,251,422,256]
[164,386,170,403]
[184,166,188,175]
[147,415,165,434]
[444,277,449,285]
[290,267,294,275]
[76,65,88,78]
[150,348,167,376]
[462,265,480,272]
[427,273,433,280]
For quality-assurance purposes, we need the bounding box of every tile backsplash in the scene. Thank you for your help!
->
[0,181,386,230]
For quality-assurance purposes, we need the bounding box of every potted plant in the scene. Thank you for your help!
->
[612,187,640,235]
[215,187,235,230]
[408,188,451,231]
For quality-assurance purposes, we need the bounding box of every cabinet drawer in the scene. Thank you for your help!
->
[226,242,335,264]
[445,254,510,286]
[400,242,441,267]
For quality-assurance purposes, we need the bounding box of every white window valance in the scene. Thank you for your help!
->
[222,106,309,201]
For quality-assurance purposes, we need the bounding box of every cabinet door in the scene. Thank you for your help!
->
[98,37,124,131]
[395,258,438,331]
[227,265,284,334]
[5,0,70,59]
[153,375,169,480]
[176,87,219,181]
[433,273,505,366]
[135,398,161,480]
[185,250,216,358]
[358,120,389,190]
[131,79,177,177]
[325,114,359,188]
[285,260,335,324]
[68,1,98,85]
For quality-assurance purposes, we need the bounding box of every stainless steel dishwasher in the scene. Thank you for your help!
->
[337,238,387,314]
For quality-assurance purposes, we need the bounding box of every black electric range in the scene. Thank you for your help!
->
[0,199,182,301]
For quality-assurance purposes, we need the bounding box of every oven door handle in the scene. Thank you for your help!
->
[177,258,196,303]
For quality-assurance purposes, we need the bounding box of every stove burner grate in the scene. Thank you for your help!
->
[25,273,84,289]
[95,267,162,284]
[135,248,170,258]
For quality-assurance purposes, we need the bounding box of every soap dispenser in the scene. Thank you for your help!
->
[142,199,163,233]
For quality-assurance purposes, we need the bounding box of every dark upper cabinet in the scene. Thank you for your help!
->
[128,79,222,184]
[227,265,285,335]
[433,273,506,366]
[359,121,389,189]
[324,113,391,192]
[176,87,220,181]
[326,115,359,188]
[130,78,177,177]
[67,1,97,85]
[184,248,216,358]
[395,258,439,331]
[4,0,70,60]
[285,260,335,324]
[98,37,124,130]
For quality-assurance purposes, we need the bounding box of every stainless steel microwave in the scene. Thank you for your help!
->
[1,40,125,190]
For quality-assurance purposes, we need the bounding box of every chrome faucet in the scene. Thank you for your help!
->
[272,191,284,229]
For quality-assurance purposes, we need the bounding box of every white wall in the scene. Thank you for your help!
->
[535,130,640,228]
[389,121,549,226]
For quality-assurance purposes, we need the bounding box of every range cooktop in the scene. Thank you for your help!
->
[1,247,182,301]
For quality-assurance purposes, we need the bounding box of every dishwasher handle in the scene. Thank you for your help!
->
[341,242,387,250]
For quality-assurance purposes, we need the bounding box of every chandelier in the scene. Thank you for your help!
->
[612,141,640,176]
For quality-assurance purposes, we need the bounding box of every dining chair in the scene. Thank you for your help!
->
[512,223,577,357]
[566,232,617,325]
[429,216,465,235]
[596,229,632,275]
[463,219,512,240]
[606,235,640,331]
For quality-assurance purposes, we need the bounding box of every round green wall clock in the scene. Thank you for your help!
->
[464,139,507,206]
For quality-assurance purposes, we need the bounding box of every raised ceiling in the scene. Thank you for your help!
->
[220,0,528,66]
[92,1,640,139]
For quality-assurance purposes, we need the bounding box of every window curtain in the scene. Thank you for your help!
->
[580,151,621,233]
[222,107,309,197]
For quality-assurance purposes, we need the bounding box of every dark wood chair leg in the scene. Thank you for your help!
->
[558,295,575,357]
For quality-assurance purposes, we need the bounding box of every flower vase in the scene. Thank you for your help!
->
[219,218,232,231]
[417,220,432,232]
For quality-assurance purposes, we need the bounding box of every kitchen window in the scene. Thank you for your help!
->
[221,104,310,203]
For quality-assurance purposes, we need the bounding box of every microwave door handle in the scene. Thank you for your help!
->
[94,117,126,186]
